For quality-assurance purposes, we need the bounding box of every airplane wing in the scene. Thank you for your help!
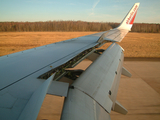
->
[0,3,140,120]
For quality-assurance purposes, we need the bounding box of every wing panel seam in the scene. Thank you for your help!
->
[73,87,110,113]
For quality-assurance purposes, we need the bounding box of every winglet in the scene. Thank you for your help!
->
[118,3,140,30]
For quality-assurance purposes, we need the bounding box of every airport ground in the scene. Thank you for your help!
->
[111,60,160,120]
[0,32,160,119]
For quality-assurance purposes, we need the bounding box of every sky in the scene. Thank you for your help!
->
[0,0,160,23]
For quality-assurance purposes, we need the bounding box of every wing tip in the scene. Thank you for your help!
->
[117,3,140,30]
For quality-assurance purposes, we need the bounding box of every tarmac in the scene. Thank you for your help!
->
[37,60,160,120]
[111,61,160,120]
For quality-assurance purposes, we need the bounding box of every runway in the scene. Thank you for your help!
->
[37,60,160,120]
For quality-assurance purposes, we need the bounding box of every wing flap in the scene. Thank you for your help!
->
[72,43,124,113]
[86,52,100,61]
[61,89,111,120]
[47,81,69,97]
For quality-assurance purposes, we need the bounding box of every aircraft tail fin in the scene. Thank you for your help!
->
[118,3,140,30]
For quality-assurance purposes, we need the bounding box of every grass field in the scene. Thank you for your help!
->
[0,32,160,58]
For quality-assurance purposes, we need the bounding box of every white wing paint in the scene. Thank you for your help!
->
[0,3,140,120]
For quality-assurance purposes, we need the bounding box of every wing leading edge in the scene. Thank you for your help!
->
[0,3,140,120]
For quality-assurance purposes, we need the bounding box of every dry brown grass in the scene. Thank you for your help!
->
[0,32,160,57]
[0,32,97,56]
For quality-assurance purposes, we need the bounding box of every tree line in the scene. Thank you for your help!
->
[0,21,159,33]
